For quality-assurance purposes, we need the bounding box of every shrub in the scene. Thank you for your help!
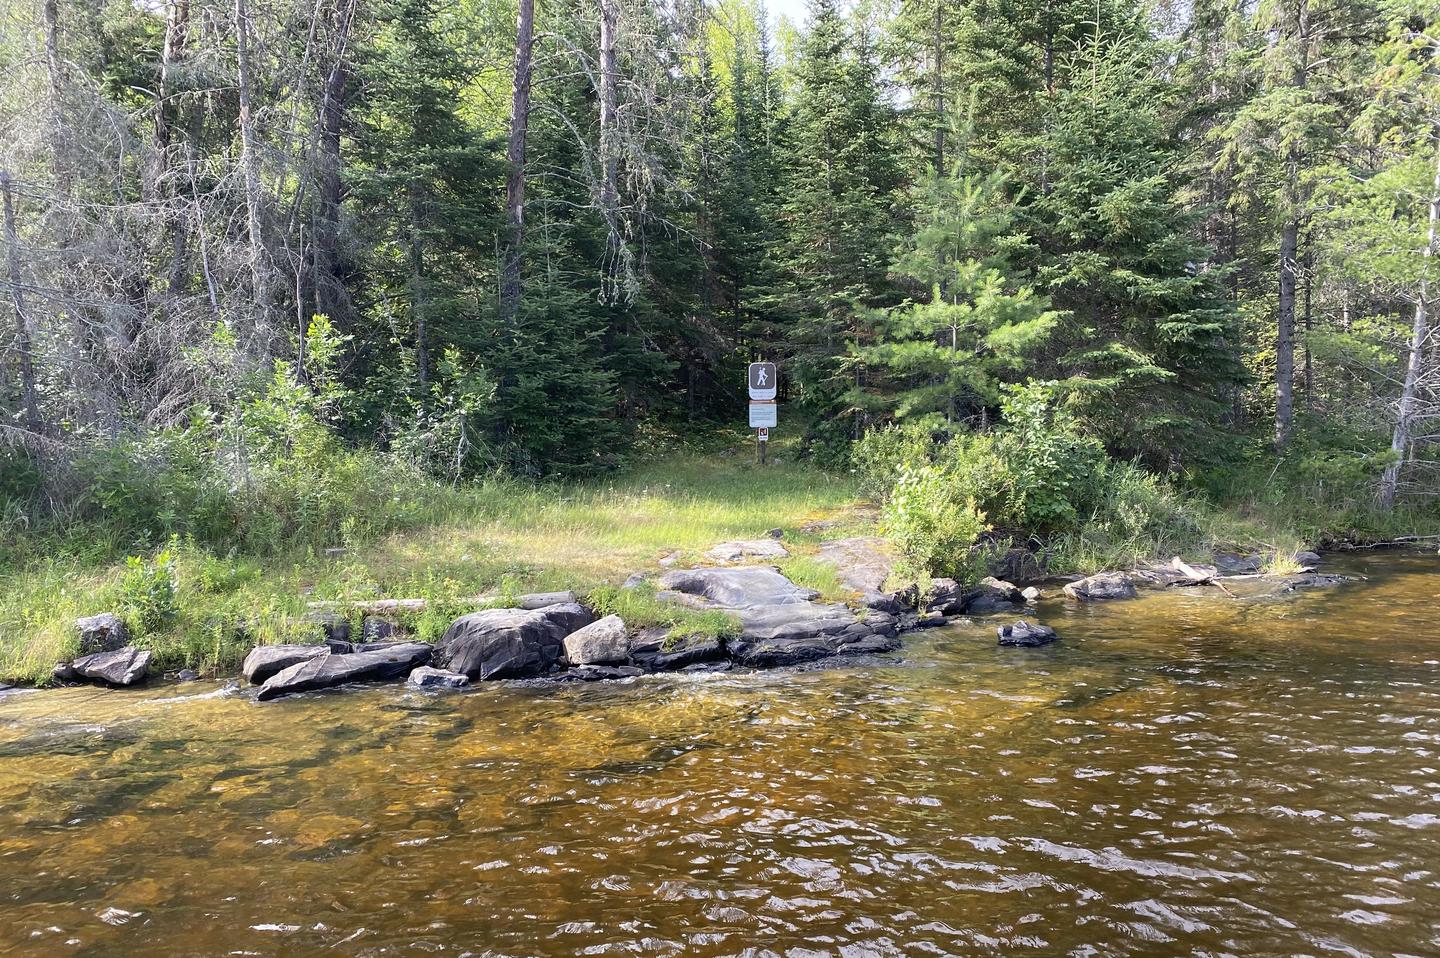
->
[883,461,989,579]
[851,418,944,501]
[120,545,180,634]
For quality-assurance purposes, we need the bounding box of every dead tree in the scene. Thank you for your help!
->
[1,171,41,433]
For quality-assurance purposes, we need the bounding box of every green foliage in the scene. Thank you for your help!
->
[882,460,989,579]
[989,383,1107,535]
[851,166,1060,424]
[120,546,180,634]
[851,418,942,502]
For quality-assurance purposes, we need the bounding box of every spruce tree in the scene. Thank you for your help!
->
[1027,22,1247,465]
[772,0,903,455]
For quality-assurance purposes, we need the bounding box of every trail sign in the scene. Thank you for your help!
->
[749,401,777,428]
[757,427,770,442]
[748,362,777,400]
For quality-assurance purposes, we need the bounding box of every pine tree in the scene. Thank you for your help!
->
[849,162,1059,424]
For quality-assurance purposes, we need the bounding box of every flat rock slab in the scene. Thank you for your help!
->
[71,647,151,686]
[814,537,893,593]
[705,539,789,563]
[257,643,433,701]
[243,644,332,684]
[436,604,595,680]
[657,566,893,669]
[658,567,817,608]
[1063,572,1137,601]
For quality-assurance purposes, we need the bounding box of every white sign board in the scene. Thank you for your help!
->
[749,402,777,428]
[757,427,770,442]
[748,362,777,401]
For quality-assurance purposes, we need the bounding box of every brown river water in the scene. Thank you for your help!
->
[2,550,1439,957]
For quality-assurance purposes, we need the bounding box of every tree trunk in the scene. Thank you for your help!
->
[42,0,67,182]
[598,0,621,294]
[498,0,535,332]
[1,172,41,433]
[410,194,428,388]
[1274,0,1309,452]
[235,0,272,349]
[1276,216,1298,450]
[158,0,192,294]
[1377,135,1440,507]
[932,0,944,172]
[314,0,355,326]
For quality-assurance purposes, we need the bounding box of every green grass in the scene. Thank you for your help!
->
[0,443,862,684]
[5,430,1436,686]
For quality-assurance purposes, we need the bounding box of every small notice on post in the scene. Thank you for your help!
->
[749,402,777,428]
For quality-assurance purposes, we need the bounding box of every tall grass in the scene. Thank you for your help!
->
[0,442,861,684]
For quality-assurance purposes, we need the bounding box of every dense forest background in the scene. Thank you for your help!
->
[0,0,1435,553]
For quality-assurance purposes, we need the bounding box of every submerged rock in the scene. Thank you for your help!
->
[552,664,646,682]
[242,644,331,684]
[1063,572,1137,601]
[1281,572,1353,592]
[408,666,469,689]
[257,642,433,701]
[997,620,1059,648]
[176,669,200,682]
[729,633,835,668]
[704,538,789,563]
[75,613,129,655]
[435,603,595,680]
[71,647,151,686]
[1021,586,1042,602]
[564,615,630,665]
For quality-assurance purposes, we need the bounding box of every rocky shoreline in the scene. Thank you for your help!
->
[34,536,1356,701]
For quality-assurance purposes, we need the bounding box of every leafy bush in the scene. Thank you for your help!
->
[852,418,945,501]
[861,381,1217,574]
[882,462,989,579]
[120,546,180,634]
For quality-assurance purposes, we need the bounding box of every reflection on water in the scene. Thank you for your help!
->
[2,551,1439,956]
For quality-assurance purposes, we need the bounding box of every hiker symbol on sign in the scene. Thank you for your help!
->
[748,362,777,401]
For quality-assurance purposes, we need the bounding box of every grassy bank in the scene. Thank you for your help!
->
[4,431,1435,686]
[0,440,865,685]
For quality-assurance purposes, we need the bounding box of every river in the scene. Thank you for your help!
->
[2,550,1438,956]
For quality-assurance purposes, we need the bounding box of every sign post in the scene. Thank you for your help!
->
[747,362,778,464]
